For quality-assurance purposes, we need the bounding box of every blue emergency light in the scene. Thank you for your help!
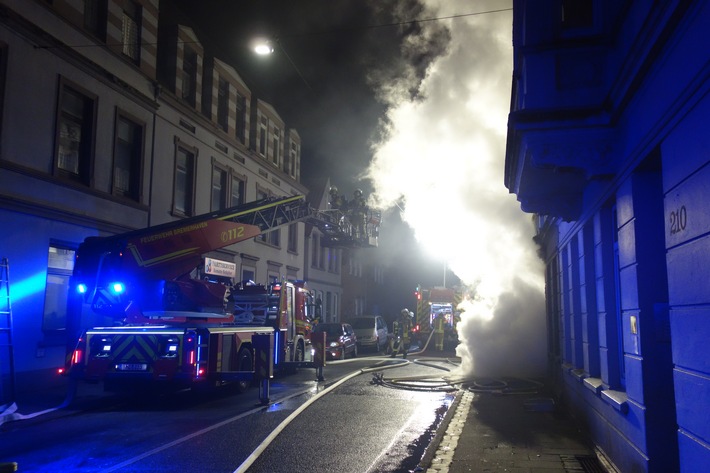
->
[109,282,126,295]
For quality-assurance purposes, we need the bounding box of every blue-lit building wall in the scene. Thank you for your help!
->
[505,1,710,472]
[0,210,95,391]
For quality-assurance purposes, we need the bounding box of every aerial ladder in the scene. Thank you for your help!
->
[64,194,381,395]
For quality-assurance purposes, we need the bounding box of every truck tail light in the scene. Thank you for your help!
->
[72,348,83,365]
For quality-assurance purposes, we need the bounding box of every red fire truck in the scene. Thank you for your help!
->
[412,286,462,349]
[63,195,380,393]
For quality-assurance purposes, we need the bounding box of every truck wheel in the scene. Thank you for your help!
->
[235,348,253,393]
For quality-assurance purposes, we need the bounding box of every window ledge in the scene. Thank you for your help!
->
[570,368,588,381]
[601,389,629,414]
[583,377,604,395]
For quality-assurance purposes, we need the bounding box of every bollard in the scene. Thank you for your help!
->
[312,331,326,381]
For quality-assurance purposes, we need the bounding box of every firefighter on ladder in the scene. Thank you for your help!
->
[433,312,445,351]
[390,308,413,358]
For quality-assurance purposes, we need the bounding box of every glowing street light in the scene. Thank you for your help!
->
[252,38,274,56]
[251,36,312,90]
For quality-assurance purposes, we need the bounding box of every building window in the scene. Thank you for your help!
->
[0,43,7,147]
[213,164,245,210]
[211,165,228,211]
[287,224,297,252]
[256,189,268,242]
[241,266,255,283]
[333,293,338,321]
[561,0,593,29]
[43,245,75,332]
[258,117,268,156]
[236,93,247,144]
[217,77,229,132]
[84,0,107,40]
[182,47,197,107]
[326,292,332,321]
[121,0,141,63]
[328,248,335,272]
[287,142,298,177]
[113,112,143,201]
[272,126,280,166]
[311,235,318,267]
[269,228,280,247]
[230,175,244,207]
[173,143,196,216]
[611,205,626,388]
[319,239,325,269]
[56,81,96,185]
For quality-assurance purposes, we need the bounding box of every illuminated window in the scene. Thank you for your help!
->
[43,245,75,332]
[56,81,96,185]
[113,113,143,201]
[121,0,141,63]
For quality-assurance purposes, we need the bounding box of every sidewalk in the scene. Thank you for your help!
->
[420,379,613,473]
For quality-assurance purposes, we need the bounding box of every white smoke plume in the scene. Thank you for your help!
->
[365,1,547,378]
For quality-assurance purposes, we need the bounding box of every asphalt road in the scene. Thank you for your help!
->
[1,352,459,473]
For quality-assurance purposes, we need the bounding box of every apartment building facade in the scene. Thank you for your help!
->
[0,0,312,401]
[505,1,710,472]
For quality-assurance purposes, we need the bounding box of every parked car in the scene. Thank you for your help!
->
[349,315,388,353]
[313,322,358,360]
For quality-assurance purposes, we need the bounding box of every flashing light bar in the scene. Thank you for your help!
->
[77,283,88,294]
[110,282,126,295]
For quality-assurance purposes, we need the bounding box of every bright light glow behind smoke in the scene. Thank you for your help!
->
[367,1,547,378]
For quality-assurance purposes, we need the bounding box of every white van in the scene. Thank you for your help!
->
[349,315,388,352]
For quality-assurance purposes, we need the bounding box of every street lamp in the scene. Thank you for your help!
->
[251,37,312,90]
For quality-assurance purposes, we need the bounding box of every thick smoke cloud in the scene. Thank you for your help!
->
[365,0,547,378]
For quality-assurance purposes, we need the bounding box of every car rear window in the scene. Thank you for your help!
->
[314,323,342,335]
[350,318,374,329]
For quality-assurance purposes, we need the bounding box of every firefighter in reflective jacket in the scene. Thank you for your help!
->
[390,309,413,358]
[433,312,445,351]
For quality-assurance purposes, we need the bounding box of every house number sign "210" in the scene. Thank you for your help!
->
[669,205,687,235]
